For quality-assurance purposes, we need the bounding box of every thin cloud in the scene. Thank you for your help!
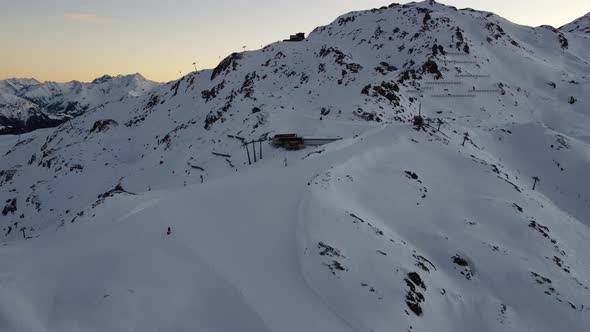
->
[64,13,109,23]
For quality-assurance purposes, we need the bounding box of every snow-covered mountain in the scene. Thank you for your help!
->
[561,12,590,34]
[1,1,589,331]
[0,74,159,135]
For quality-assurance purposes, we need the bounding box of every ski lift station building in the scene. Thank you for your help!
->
[271,134,342,150]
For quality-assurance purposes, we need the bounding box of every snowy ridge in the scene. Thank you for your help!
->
[1,1,589,331]
[0,74,158,135]
[561,12,590,34]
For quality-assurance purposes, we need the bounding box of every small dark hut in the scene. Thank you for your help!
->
[283,33,305,42]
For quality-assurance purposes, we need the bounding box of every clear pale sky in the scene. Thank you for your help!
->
[1,0,588,83]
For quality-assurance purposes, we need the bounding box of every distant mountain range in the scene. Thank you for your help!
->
[0,74,158,135]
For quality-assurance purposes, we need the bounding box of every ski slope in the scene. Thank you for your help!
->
[2,124,589,331]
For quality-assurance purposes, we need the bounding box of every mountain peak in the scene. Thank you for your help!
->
[1,78,41,88]
[129,72,145,79]
[91,73,148,85]
[91,74,114,84]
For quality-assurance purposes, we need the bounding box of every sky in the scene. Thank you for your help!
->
[0,0,588,83]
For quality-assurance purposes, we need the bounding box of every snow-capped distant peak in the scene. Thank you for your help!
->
[0,78,41,93]
[0,73,159,135]
[91,73,148,85]
[91,75,114,84]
